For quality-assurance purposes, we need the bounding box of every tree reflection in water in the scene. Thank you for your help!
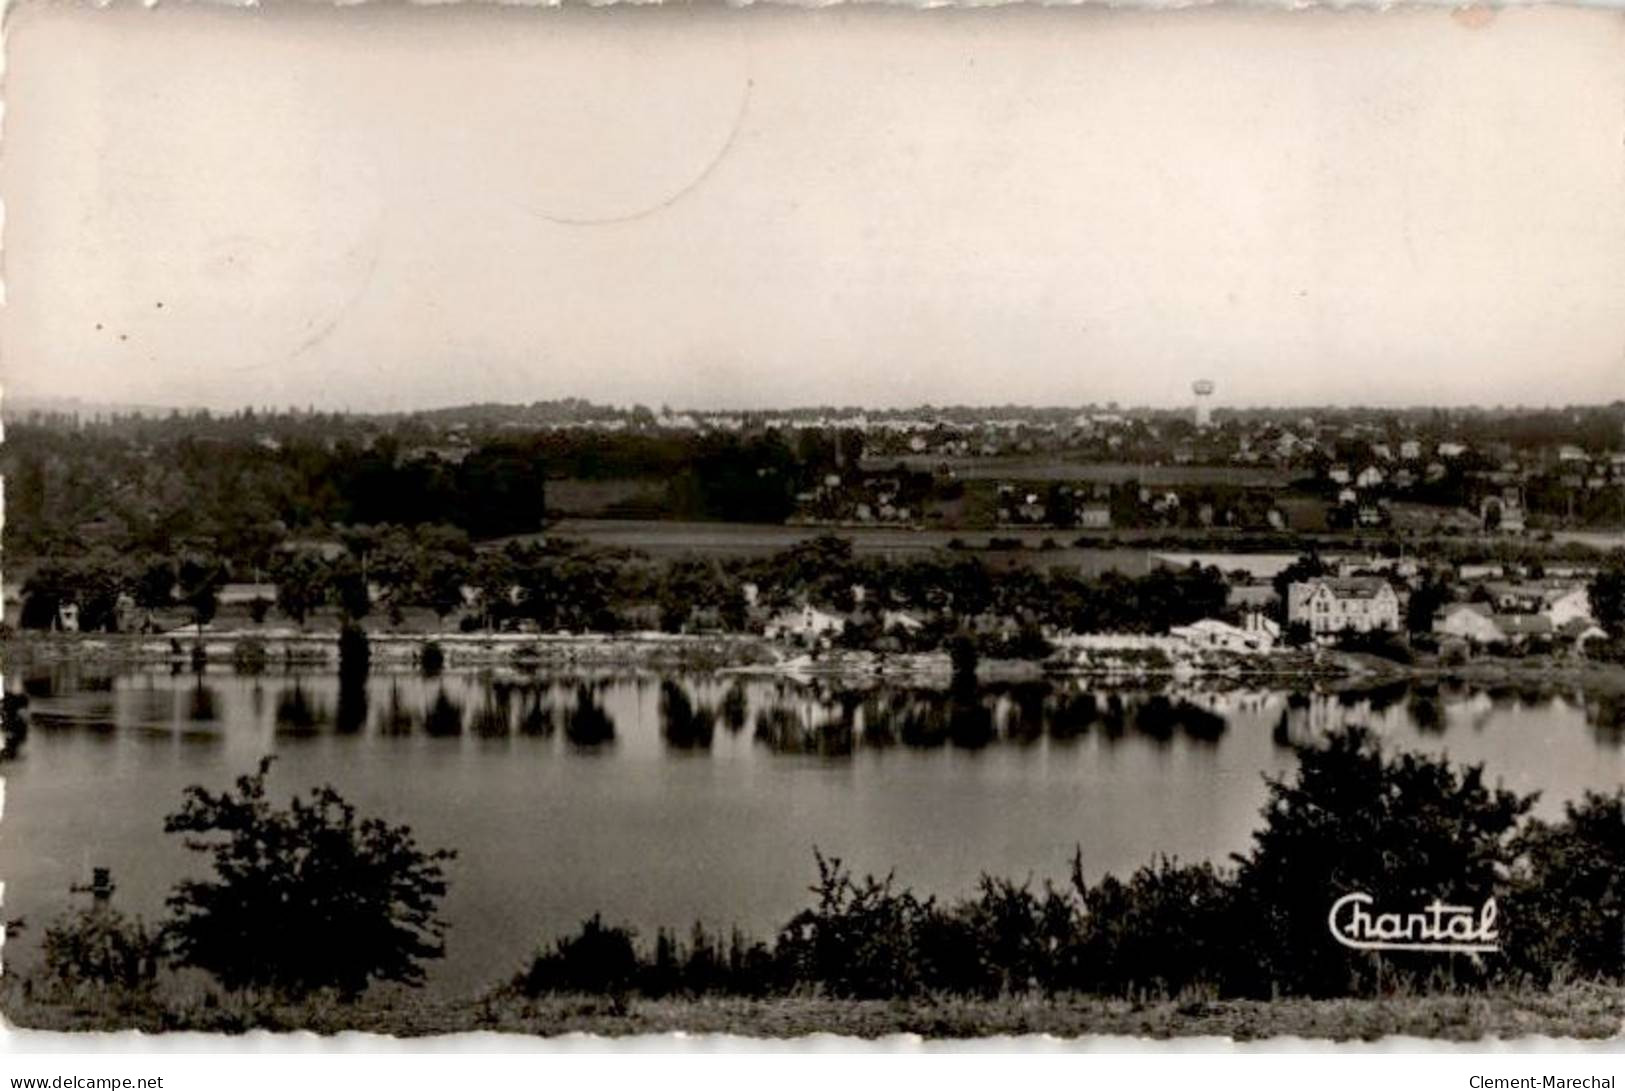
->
[659,681,715,750]
[565,685,615,748]
[275,682,327,736]
[424,688,464,737]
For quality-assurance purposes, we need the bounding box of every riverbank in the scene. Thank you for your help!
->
[6,983,1622,1041]
[5,630,1625,697]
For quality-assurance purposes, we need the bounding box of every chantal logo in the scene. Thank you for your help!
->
[1328,892,1500,954]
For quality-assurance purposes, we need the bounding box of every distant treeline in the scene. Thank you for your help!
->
[14,530,1236,652]
[1,423,862,563]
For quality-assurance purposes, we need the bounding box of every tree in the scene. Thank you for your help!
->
[1590,554,1625,637]
[163,757,454,998]
[133,558,176,614]
[177,557,224,635]
[1508,790,1624,981]
[422,551,470,625]
[471,553,515,632]
[1406,568,1454,634]
[1271,553,1329,619]
[328,555,371,623]
[368,527,420,627]
[1228,725,1534,997]
[270,551,328,629]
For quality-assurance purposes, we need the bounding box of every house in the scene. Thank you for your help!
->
[1434,603,1555,647]
[1493,613,1555,646]
[1328,465,1352,485]
[1557,445,1588,463]
[764,604,846,642]
[1287,577,1401,638]
[1399,440,1422,461]
[1438,442,1468,458]
[1479,581,1591,625]
[1355,466,1385,489]
[1543,585,1593,627]
[1434,603,1504,644]
[1170,617,1276,653]
[1077,503,1112,530]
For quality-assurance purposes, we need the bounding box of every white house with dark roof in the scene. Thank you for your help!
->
[1286,577,1401,638]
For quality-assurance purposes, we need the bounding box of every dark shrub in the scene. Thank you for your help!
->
[519,915,640,998]
[231,639,268,675]
[1228,724,1534,997]
[40,906,162,994]
[163,757,454,998]
[420,640,445,675]
[1072,855,1232,997]
[1507,790,1625,982]
[775,851,931,999]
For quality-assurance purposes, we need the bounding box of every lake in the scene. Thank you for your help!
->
[2,663,1621,995]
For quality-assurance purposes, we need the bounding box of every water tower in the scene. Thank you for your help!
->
[1192,379,1216,429]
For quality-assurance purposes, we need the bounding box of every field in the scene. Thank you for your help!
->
[532,519,1156,574]
[860,456,1294,488]
[545,478,668,518]
[7,984,1622,1041]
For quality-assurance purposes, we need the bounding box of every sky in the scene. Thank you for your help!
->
[2,2,1623,413]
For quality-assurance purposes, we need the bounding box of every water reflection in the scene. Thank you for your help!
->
[185,680,219,724]
[565,685,615,748]
[275,683,330,736]
[660,681,715,750]
[4,667,1621,760]
[425,689,464,737]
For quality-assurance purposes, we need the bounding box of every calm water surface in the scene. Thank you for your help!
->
[3,664,1621,995]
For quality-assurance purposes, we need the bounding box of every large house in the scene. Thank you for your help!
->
[1286,577,1401,638]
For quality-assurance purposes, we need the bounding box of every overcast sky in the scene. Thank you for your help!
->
[3,3,1623,413]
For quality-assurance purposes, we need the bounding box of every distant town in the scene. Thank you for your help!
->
[4,394,1624,676]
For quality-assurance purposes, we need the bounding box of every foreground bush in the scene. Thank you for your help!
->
[1508,790,1625,983]
[39,906,162,994]
[164,757,455,998]
[1228,724,1533,997]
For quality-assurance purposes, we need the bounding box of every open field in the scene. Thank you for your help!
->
[7,984,1622,1041]
[544,477,667,518]
[860,456,1295,488]
[532,519,1156,573]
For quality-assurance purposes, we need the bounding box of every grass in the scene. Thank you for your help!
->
[6,983,1622,1041]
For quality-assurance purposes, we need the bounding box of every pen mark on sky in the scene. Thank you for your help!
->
[528,75,754,228]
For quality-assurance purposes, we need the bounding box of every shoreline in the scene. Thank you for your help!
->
[5,630,1623,695]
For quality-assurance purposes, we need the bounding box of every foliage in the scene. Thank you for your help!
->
[1508,790,1624,982]
[1229,725,1534,997]
[1590,554,1625,638]
[270,551,328,627]
[1407,569,1454,634]
[40,906,163,993]
[163,757,455,998]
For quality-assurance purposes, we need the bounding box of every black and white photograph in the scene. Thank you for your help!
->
[0,0,1622,1064]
